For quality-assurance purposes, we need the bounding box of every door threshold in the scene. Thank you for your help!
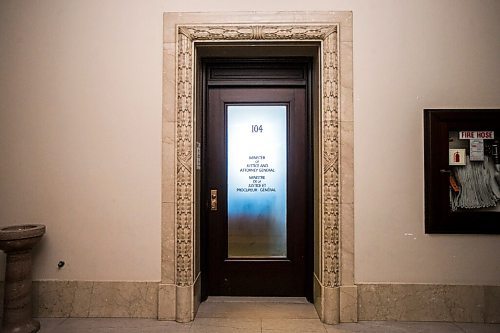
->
[205,296,309,304]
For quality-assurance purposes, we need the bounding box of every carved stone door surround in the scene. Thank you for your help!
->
[160,12,355,324]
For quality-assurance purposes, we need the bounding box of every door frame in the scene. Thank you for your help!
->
[161,11,355,325]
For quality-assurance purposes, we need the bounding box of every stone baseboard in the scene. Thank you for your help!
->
[31,281,158,318]
[340,285,358,322]
[358,284,500,323]
[313,274,358,324]
[1,280,498,323]
[158,283,176,320]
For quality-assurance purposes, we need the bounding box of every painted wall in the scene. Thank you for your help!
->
[0,1,164,281]
[1,0,499,284]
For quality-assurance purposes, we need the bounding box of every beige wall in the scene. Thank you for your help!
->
[1,0,499,284]
[0,1,164,281]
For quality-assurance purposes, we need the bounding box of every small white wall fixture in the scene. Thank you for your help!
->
[160,12,355,324]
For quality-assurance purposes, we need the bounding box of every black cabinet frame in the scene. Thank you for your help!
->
[424,109,500,234]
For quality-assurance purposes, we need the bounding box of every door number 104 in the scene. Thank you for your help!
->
[251,125,263,133]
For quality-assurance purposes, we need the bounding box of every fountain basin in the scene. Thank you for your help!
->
[0,224,46,252]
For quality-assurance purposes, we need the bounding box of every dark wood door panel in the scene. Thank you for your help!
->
[202,59,313,298]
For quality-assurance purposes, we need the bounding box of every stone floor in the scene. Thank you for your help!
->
[37,297,499,333]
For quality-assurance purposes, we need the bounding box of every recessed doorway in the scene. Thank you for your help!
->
[200,58,314,299]
[161,14,355,324]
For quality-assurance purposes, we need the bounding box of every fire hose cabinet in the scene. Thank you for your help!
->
[424,109,500,234]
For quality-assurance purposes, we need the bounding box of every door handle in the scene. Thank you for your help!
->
[210,189,218,211]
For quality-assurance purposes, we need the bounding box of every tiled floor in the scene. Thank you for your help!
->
[37,297,499,333]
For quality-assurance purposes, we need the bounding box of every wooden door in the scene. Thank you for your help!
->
[202,59,313,298]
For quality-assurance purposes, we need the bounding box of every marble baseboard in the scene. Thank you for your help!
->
[32,281,158,318]
[313,274,341,324]
[158,283,176,320]
[322,285,340,325]
[173,273,201,323]
[159,273,200,323]
[2,280,497,324]
[175,284,193,322]
[358,284,500,323]
[485,286,500,323]
[340,285,358,323]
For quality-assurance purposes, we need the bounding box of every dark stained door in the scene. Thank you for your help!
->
[202,59,312,298]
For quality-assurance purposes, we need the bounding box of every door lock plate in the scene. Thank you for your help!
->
[210,189,218,211]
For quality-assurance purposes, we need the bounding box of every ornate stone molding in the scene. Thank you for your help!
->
[174,24,340,288]
[175,31,194,287]
[178,24,336,41]
[321,29,340,288]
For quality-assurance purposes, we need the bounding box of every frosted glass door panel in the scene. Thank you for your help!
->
[227,105,287,258]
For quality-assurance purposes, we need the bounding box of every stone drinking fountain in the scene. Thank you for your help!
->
[0,224,46,333]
